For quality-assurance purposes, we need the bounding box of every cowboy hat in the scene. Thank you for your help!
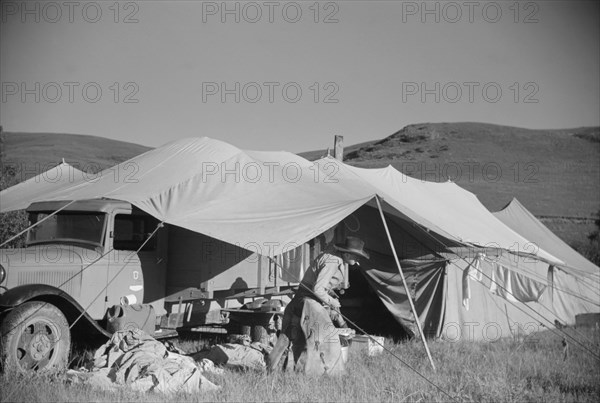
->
[334,236,370,259]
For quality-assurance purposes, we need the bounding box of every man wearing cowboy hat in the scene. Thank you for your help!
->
[296,236,370,317]
[267,236,369,375]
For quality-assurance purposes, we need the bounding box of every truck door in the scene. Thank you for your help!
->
[108,213,166,314]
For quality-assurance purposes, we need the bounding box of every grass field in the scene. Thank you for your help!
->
[1,328,599,402]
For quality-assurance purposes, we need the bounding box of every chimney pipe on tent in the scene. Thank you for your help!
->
[334,135,344,161]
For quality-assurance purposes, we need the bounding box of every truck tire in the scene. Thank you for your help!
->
[0,301,71,372]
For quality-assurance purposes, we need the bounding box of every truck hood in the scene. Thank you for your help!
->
[0,245,101,296]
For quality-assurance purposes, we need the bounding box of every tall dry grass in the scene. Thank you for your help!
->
[1,328,599,402]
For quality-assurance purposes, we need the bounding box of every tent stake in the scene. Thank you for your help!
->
[375,195,437,372]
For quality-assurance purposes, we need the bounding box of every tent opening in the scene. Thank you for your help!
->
[340,267,412,341]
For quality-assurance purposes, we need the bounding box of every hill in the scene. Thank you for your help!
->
[0,132,151,184]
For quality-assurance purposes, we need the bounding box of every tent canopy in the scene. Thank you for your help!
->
[1,138,564,264]
[316,157,561,263]
[0,161,87,213]
[1,137,562,263]
[494,198,599,277]
[2,138,376,256]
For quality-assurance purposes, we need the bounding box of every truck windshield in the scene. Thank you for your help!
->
[27,212,107,248]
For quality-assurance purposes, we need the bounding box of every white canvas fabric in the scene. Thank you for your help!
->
[0,161,87,213]
[444,255,560,341]
[489,264,547,303]
[3,138,375,257]
[443,250,598,338]
[2,139,564,263]
[316,158,562,263]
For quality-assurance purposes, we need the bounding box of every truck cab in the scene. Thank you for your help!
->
[1,199,166,315]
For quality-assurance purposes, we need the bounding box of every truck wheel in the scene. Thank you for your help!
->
[0,301,71,372]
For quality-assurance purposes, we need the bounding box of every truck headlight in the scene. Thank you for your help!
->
[0,264,5,284]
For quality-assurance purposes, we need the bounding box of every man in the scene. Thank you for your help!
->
[267,236,369,375]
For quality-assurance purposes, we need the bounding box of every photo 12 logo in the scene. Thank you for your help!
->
[1,161,140,185]
[201,1,339,23]
[1,81,140,104]
[401,1,540,24]
[1,1,140,24]
[399,161,540,184]
[201,81,339,104]
[401,81,540,104]
[199,160,339,184]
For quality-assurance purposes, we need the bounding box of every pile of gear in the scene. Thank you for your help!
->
[66,328,274,394]
[66,329,220,394]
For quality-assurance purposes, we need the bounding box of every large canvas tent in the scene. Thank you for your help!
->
[2,137,598,341]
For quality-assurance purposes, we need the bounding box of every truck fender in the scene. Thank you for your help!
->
[0,284,111,339]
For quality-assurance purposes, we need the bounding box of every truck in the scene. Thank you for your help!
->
[0,198,304,371]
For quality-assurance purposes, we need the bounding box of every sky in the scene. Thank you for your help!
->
[1,1,599,153]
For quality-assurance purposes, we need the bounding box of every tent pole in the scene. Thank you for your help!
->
[375,195,437,372]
